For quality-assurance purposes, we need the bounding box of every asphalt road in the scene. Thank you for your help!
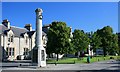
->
[1,60,120,72]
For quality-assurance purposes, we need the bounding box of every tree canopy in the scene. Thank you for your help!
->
[46,21,72,61]
[72,29,90,57]
[46,21,119,58]
[96,26,117,56]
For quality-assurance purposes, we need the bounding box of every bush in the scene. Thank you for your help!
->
[110,57,114,59]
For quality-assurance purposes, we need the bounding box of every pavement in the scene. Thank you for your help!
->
[1,60,120,71]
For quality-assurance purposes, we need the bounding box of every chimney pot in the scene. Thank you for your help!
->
[24,24,32,31]
[2,19,10,29]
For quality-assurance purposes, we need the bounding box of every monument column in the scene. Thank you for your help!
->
[35,8,46,67]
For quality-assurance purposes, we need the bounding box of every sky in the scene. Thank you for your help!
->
[2,2,118,33]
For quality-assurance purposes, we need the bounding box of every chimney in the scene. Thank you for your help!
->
[2,19,10,29]
[24,24,32,31]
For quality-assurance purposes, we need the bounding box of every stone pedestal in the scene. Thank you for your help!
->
[38,46,46,67]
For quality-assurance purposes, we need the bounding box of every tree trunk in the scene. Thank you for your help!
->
[56,53,59,61]
[52,53,53,58]
[48,54,50,60]
[77,51,80,58]
[103,47,106,57]
[91,50,93,58]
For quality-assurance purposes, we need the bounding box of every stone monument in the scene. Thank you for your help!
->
[35,8,46,67]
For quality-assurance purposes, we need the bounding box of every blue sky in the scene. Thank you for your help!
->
[2,2,118,33]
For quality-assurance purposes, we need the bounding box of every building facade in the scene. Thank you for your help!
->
[0,19,47,61]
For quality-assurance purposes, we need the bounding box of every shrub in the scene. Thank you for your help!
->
[110,57,114,59]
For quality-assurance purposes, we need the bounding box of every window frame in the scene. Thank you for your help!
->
[6,47,15,56]
[24,48,29,56]
[8,34,14,43]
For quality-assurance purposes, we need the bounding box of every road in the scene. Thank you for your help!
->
[1,60,120,72]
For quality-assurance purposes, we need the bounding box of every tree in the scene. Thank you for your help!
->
[109,34,119,55]
[72,29,90,58]
[118,33,120,55]
[46,21,71,61]
[91,32,102,52]
[97,26,113,57]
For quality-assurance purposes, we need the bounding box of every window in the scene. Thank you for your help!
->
[11,35,13,42]
[8,35,14,42]
[24,48,29,56]
[6,47,15,56]
[6,48,8,55]
[8,38,10,42]
[25,36,28,44]
[12,48,14,56]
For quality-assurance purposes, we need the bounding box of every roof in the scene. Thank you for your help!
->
[0,24,28,37]
[27,31,46,38]
[4,29,11,35]
[27,31,35,38]
[0,24,46,37]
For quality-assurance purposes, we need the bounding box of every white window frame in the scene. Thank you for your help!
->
[24,48,29,56]
[6,47,15,56]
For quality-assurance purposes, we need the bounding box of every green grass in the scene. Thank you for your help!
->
[47,55,120,64]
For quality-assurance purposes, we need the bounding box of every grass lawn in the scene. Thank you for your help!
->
[47,55,120,64]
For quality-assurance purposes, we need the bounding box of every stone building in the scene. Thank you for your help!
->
[0,19,47,61]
